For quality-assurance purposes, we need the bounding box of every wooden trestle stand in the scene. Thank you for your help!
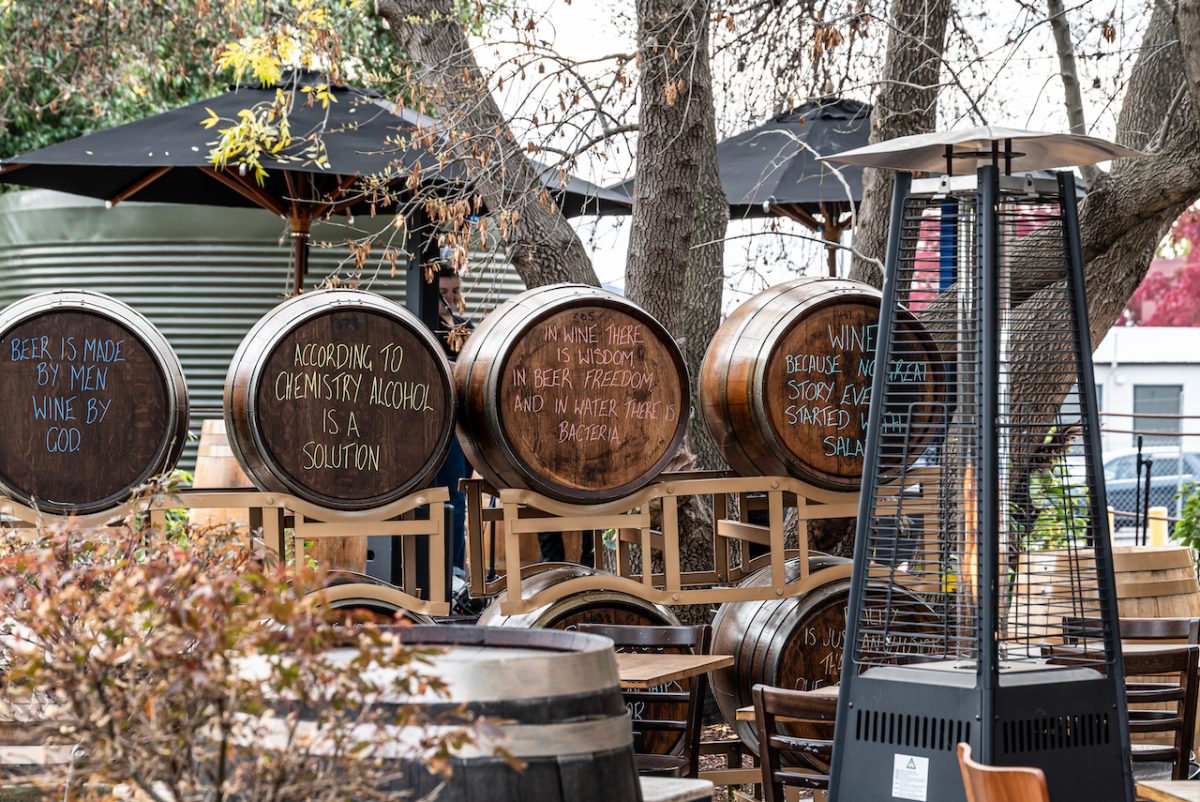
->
[0,487,452,617]
[464,468,940,614]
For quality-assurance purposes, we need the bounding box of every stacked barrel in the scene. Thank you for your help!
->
[0,290,189,514]
[0,277,954,770]
[458,284,689,627]
[224,289,456,571]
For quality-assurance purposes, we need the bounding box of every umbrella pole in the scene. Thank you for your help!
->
[290,216,312,295]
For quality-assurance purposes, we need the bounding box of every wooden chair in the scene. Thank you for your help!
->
[956,743,1049,802]
[575,623,711,778]
[751,684,837,802]
[1062,616,1200,646]
[1123,645,1200,780]
[1062,616,1200,780]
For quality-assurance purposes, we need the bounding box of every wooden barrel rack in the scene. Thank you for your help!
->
[0,290,189,514]
[477,564,681,629]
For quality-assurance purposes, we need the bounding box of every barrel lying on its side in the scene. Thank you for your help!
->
[700,277,944,490]
[476,565,681,630]
[225,289,456,513]
[711,556,940,767]
[456,284,688,503]
[0,290,189,514]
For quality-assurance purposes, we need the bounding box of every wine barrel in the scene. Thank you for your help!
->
[1113,545,1200,617]
[1014,545,1200,641]
[477,565,681,629]
[189,419,255,530]
[245,626,643,802]
[0,290,189,514]
[226,290,455,511]
[711,555,940,765]
[700,277,944,491]
[226,290,455,571]
[456,284,688,503]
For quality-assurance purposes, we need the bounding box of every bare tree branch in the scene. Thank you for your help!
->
[1048,0,1101,186]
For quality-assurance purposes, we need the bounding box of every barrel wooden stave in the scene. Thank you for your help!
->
[456,284,689,503]
[0,290,189,515]
[700,277,944,491]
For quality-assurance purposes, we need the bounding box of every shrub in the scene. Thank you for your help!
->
[0,522,473,802]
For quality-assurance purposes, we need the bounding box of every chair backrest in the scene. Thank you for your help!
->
[751,684,837,802]
[1062,616,1200,645]
[575,623,711,777]
[957,742,1050,802]
[1122,644,1200,780]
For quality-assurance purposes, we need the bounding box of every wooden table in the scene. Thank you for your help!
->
[615,652,733,689]
[1137,780,1200,802]
[639,777,714,802]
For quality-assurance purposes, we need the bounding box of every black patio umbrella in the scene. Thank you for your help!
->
[0,69,629,296]
[609,97,870,276]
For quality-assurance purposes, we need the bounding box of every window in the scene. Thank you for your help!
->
[1132,385,1182,447]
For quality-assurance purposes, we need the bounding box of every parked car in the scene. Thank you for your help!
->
[1103,448,1200,530]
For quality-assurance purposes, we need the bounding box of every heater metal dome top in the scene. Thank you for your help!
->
[821,125,1142,174]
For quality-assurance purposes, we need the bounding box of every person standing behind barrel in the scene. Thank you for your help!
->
[435,262,473,577]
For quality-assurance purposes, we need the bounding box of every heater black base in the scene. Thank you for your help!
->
[830,665,1134,802]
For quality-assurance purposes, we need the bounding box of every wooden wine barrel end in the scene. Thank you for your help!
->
[243,626,642,802]
[700,277,944,490]
[189,418,255,530]
[476,565,682,629]
[711,555,939,766]
[456,284,688,503]
[0,290,189,515]
[225,289,456,514]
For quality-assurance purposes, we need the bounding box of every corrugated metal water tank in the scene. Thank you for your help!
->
[0,189,525,473]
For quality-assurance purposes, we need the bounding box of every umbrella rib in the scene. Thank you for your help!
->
[108,167,173,207]
[309,174,361,221]
[771,203,821,232]
[202,167,288,218]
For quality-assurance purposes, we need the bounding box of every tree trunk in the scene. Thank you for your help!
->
[847,0,951,289]
[373,0,599,289]
[621,0,724,585]
[624,0,714,337]
[684,95,729,474]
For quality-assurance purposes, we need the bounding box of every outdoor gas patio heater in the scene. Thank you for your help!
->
[822,129,1142,802]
